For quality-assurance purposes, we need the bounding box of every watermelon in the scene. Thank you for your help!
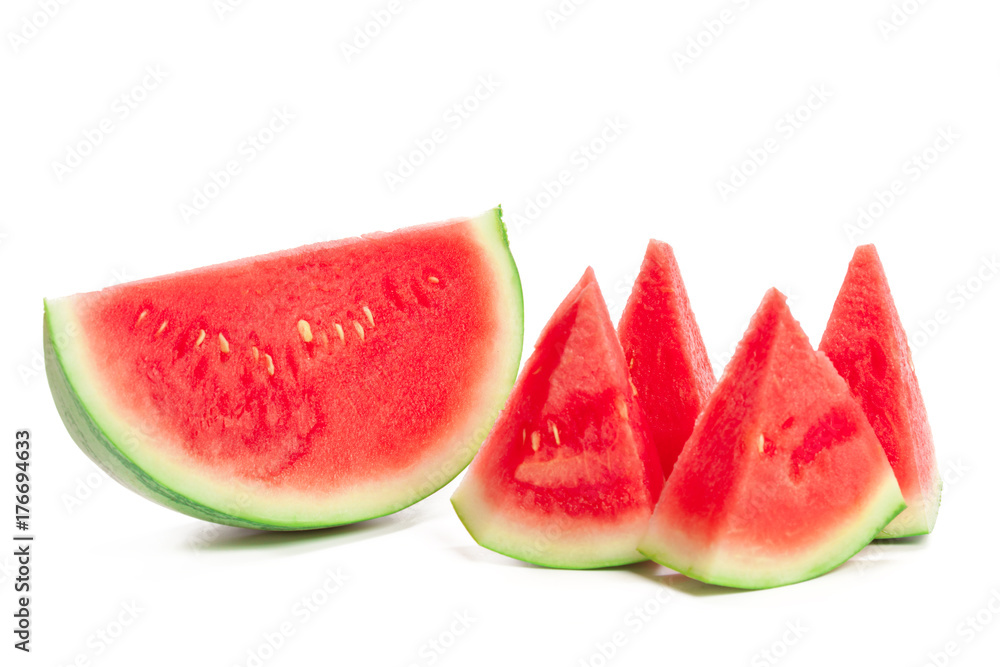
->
[451,268,663,568]
[819,245,942,538]
[639,288,905,589]
[617,240,715,479]
[44,208,523,530]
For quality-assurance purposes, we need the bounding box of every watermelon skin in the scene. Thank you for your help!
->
[639,289,905,589]
[45,208,523,530]
[819,245,942,538]
[452,268,664,569]
[617,240,715,479]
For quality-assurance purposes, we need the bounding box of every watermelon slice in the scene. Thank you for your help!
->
[45,208,523,530]
[639,288,905,589]
[819,245,942,538]
[617,240,715,479]
[451,268,663,568]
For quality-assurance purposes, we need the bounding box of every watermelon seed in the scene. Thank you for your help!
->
[252,346,260,361]
[616,397,628,420]
[629,379,638,397]
[154,320,168,337]
[428,276,439,284]
[264,353,275,376]
[335,323,345,343]
[194,329,206,347]
[531,431,541,452]
[353,321,365,341]
[549,421,561,445]
[363,306,374,327]
[319,332,329,346]
[757,434,765,454]
[218,333,230,354]
[135,310,148,327]
[297,319,313,343]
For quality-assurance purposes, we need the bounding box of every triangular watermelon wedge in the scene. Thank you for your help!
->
[617,240,715,479]
[639,288,905,589]
[452,268,664,568]
[819,245,942,538]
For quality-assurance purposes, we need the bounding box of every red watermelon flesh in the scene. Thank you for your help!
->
[451,268,664,568]
[639,288,904,589]
[45,208,523,529]
[819,245,941,538]
[617,240,715,479]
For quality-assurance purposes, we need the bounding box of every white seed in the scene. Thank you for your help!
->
[335,323,345,343]
[630,379,638,397]
[252,346,259,361]
[353,321,365,341]
[155,320,168,337]
[531,431,541,452]
[297,319,313,343]
[218,333,230,354]
[428,276,439,284]
[757,434,765,454]
[136,310,148,326]
[362,306,374,327]
[616,396,628,420]
[194,329,206,347]
[264,353,275,376]
[550,422,561,446]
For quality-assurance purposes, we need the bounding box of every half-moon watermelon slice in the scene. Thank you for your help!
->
[819,245,942,538]
[45,208,523,529]
[451,268,663,569]
[639,288,905,589]
[617,240,715,480]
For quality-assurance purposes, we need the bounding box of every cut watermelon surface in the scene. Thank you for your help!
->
[820,245,942,538]
[617,240,715,479]
[639,288,905,589]
[452,268,663,569]
[45,208,523,529]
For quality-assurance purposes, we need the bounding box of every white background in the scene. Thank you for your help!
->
[2,1,999,665]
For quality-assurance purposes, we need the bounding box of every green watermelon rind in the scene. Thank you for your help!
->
[638,473,907,590]
[44,207,524,530]
[451,474,651,569]
[876,471,942,538]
